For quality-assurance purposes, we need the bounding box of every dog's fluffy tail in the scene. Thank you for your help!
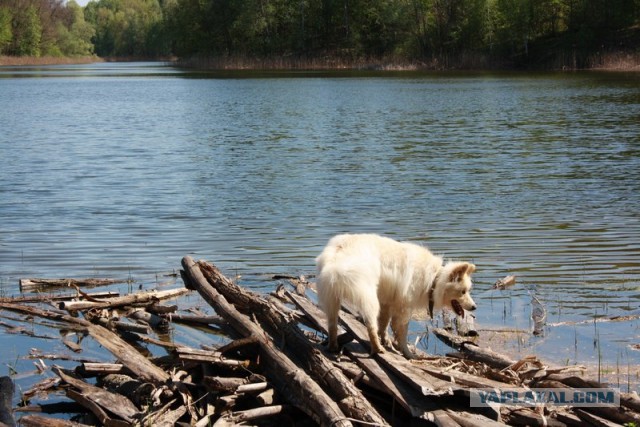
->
[315,244,379,316]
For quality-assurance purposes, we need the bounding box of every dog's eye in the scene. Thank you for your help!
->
[461,290,466,295]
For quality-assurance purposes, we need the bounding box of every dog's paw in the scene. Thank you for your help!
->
[369,344,385,356]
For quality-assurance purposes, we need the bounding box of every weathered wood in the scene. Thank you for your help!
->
[446,410,509,427]
[65,389,131,427]
[213,405,287,427]
[493,275,516,290]
[76,363,127,377]
[18,415,93,427]
[192,258,388,426]
[127,308,168,330]
[53,366,140,423]
[544,373,640,413]
[432,327,516,369]
[98,374,155,407]
[574,408,625,427]
[0,376,15,427]
[162,312,225,326]
[203,376,247,392]
[85,323,170,385]
[181,256,352,427]
[172,347,250,367]
[0,291,119,304]
[19,278,122,292]
[58,288,190,311]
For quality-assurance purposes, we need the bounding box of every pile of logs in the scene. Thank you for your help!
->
[0,256,639,426]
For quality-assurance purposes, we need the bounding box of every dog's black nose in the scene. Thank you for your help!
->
[469,304,477,311]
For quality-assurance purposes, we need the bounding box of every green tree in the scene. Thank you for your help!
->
[13,5,42,56]
[57,1,95,56]
[0,6,12,53]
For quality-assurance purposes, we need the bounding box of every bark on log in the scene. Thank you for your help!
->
[181,256,352,427]
[187,257,388,426]
[58,288,189,311]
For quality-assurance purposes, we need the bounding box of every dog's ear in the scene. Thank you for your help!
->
[450,262,474,282]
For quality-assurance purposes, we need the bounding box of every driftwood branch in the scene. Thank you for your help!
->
[58,288,189,311]
[19,278,122,292]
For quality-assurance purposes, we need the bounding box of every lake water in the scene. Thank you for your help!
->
[1,62,639,390]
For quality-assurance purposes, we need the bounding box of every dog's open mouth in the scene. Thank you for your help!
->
[451,299,464,317]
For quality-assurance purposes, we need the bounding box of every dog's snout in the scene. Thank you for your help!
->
[469,304,477,311]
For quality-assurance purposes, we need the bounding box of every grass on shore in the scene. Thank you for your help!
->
[0,55,100,66]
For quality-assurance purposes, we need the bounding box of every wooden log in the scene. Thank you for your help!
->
[127,308,168,330]
[141,402,187,427]
[446,410,509,427]
[213,405,287,427]
[76,363,127,377]
[0,291,119,304]
[574,408,625,427]
[544,373,640,412]
[52,367,140,423]
[0,376,15,427]
[58,288,190,311]
[18,415,93,427]
[85,323,170,384]
[188,257,388,426]
[19,278,122,292]
[161,312,226,327]
[172,347,250,367]
[65,389,131,427]
[203,376,247,392]
[98,374,155,407]
[432,327,516,369]
[181,256,352,427]
[493,275,516,290]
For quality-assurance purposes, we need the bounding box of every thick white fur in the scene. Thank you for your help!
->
[316,233,477,358]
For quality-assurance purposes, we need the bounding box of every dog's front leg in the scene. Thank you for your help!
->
[391,311,415,359]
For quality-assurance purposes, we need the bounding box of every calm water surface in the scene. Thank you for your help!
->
[1,62,640,391]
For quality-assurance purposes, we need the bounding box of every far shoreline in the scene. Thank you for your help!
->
[2,52,639,72]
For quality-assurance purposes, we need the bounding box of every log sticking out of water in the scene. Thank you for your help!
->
[58,288,189,311]
[492,275,516,290]
[19,278,123,292]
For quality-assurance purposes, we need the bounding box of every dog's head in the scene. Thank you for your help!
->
[438,262,477,317]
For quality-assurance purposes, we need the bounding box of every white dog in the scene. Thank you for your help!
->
[315,233,477,358]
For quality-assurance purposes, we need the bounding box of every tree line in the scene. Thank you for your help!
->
[1,0,639,68]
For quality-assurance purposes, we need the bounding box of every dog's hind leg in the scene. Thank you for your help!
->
[378,304,393,347]
[359,290,384,355]
[324,301,340,352]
